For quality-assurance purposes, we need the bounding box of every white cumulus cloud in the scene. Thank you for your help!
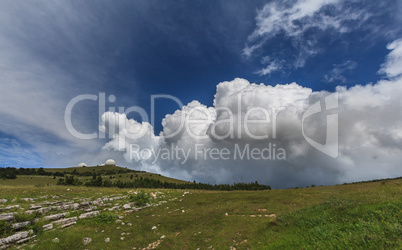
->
[379,39,402,79]
[100,40,402,188]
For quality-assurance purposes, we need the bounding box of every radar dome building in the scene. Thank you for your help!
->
[78,163,87,167]
[104,159,116,166]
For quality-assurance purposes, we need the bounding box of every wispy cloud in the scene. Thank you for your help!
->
[324,60,357,83]
[0,138,42,168]
[255,57,284,76]
[244,0,385,75]
[0,1,124,167]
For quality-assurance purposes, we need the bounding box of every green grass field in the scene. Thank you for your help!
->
[0,175,401,249]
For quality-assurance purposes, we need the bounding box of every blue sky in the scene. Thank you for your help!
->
[1,0,402,187]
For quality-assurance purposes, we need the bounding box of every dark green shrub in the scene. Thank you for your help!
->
[0,220,12,237]
[94,212,118,224]
[128,190,150,206]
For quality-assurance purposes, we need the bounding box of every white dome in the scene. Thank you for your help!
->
[78,163,87,167]
[104,159,116,166]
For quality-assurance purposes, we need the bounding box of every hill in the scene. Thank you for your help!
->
[46,165,189,184]
[0,165,189,186]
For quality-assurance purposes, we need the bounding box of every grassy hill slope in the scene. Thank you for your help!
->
[0,165,189,187]
[46,165,189,183]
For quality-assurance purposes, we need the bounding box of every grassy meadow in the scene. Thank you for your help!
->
[0,172,401,249]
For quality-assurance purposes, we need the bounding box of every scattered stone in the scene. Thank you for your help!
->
[52,238,59,243]
[5,205,20,210]
[225,213,229,216]
[121,222,125,225]
[127,223,132,226]
[80,201,92,207]
[109,196,123,201]
[11,221,31,230]
[29,205,42,210]
[161,235,166,239]
[0,230,34,247]
[38,206,58,214]
[15,235,36,245]
[79,211,99,219]
[101,230,105,233]
[118,216,124,219]
[21,198,35,202]
[0,213,15,222]
[60,221,76,229]
[24,210,37,215]
[0,199,7,203]
[83,206,97,212]
[116,219,122,224]
[108,206,120,211]
[44,212,68,221]
[120,237,124,240]
[122,204,131,210]
[53,217,78,226]
[82,237,92,245]
[105,238,110,243]
[182,210,185,213]
[60,203,79,211]
[116,227,120,230]
[143,237,164,249]
[43,223,53,231]
[151,226,157,230]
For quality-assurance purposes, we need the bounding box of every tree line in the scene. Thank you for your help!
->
[1,167,271,190]
[56,175,271,191]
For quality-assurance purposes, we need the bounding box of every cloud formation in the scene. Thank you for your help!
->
[244,0,393,75]
[101,39,402,188]
[0,1,139,167]
[324,60,357,83]
[379,39,402,79]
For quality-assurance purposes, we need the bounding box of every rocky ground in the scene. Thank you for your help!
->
[0,190,183,249]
